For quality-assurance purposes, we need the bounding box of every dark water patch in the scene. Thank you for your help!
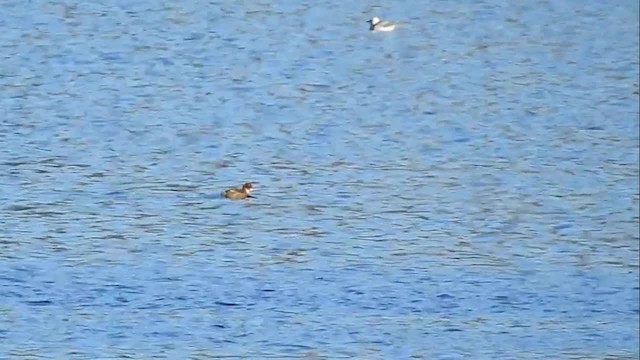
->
[4,204,36,211]
[444,327,463,332]
[24,300,53,306]
[215,301,242,307]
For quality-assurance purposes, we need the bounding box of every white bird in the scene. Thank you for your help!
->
[367,17,396,32]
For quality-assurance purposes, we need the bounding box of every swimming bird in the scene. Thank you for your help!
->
[367,17,396,32]
[223,183,254,200]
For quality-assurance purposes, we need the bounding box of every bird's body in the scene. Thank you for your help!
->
[223,183,254,200]
[368,17,396,32]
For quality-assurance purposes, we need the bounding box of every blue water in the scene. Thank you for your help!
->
[1,0,638,358]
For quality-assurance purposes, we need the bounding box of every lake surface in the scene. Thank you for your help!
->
[0,0,638,359]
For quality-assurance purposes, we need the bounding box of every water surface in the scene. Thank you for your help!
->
[0,0,638,358]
